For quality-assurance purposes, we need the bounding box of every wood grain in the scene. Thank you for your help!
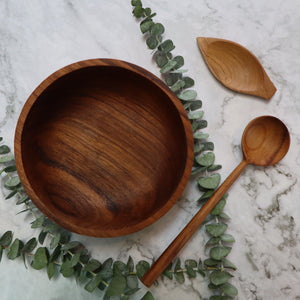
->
[141,115,289,287]
[14,59,194,237]
[197,37,277,100]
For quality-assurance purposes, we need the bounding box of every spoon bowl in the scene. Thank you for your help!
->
[242,116,290,166]
[141,115,290,287]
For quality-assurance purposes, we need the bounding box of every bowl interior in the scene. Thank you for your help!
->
[17,61,192,237]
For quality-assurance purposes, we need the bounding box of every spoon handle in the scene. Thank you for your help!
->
[141,159,249,287]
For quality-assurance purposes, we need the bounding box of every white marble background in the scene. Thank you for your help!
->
[0,0,300,299]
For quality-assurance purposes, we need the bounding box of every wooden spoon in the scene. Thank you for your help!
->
[141,116,290,287]
[197,37,277,100]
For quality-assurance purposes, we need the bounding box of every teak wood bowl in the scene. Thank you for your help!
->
[15,59,194,237]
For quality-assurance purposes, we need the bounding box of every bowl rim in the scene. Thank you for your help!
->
[14,58,194,237]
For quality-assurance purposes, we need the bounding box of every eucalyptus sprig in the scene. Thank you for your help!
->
[131,0,237,298]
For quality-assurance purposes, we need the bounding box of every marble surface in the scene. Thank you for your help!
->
[0,0,300,299]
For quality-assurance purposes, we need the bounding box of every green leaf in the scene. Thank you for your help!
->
[195,152,215,167]
[50,233,61,249]
[126,256,134,273]
[210,270,233,286]
[208,164,222,172]
[99,258,113,281]
[0,246,3,262]
[60,259,74,277]
[188,110,204,120]
[125,287,141,296]
[106,268,127,296]
[155,52,171,67]
[7,238,21,260]
[47,262,55,279]
[132,6,144,18]
[16,195,30,204]
[191,166,207,176]
[170,80,185,92]
[140,20,153,33]
[0,154,14,163]
[164,72,181,86]
[220,282,238,296]
[173,56,184,70]
[211,199,226,216]
[5,189,18,200]
[0,137,2,142]
[146,36,158,49]
[144,7,151,16]
[194,142,214,153]
[70,252,81,267]
[199,189,215,202]
[177,89,197,101]
[0,231,13,247]
[174,259,185,283]
[162,262,173,280]
[191,119,207,131]
[1,164,17,174]
[160,60,177,74]
[205,237,221,247]
[198,173,221,189]
[114,260,127,273]
[158,39,175,53]
[150,23,164,36]
[60,231,71,244]
[210,246,231,261]
[84,258,101,272]
[193,132,209,141]
[84,273,103,293]
[136,260,150,279]
[126,274,138,290]
[189,100,202,111]
[49,245,61,262]
[0,145,10,154]
[185,259,197,278]
[219,212,231,220]
[221,234,235,243]
[31,247,48,270]
[131,0,142,6]
[22,238,37,253]
[141,291,154,300]
[31,215,46,229]
[183,76,195,88]
[222,258,237,270]
[206,223,227,237]
[61,241,81,251]
[4,176,21,190]
[38,231,47,245]
[204,258,219,267]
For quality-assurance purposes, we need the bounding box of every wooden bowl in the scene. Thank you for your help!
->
[14,59,194,237]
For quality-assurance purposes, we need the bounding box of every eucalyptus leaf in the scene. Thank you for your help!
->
[195,152,215,167]
[38,231,48,245]
[164,72,181,86]
[50,233,61,249]
[31,215,45,229]
[170,80,185,92]
[193,131,208,140]
[16,195,30,204]
[136,260,150,279]
[206,223,227,237]
[70,252,81,267]
[211,199,226,216]
[205,237,221,247]
[141,291,154,300]
[163,262,173,280]
[185,259,197,278]
[208,164,222,172]
[131,0,142,6]
[106,268,127,296]
[99,258,113,281]
[191,166,207,176]
[221,234,235,243]
[114,260,127,273]
[222,258,237,270]
[140,20,153,33]
[0,145,10,154]
[84,273,103,293]
[4,176,20,190]
[125,287,141,296]
[7,238,21,260]
[174,259,185,283]
[0,231,13,247]
[126,274,138,290]
[0,154,14,163]
[49,245,61,263]
[47,262,55,279]
[126,256,134,273]
[204,258,219,267]
[210,270,233,286]
[177,89,197,101]
[132,5,144,18]
[1,164,17,174]
[219,212,231,220]
[60,259,74,277]
[198,173,221,190]
[192,119,208,131]
[160,60,177,74]
[60,231,71,244]
[31,247,48,270]
[5,189,18,200]
[0,246,3,262]
[61,241,81,251]
[155,52,171,67]
[150,23,164,36]
[146,36,158,49]
[0,137,2,142]
[220,282,238,296]
[22,238,37,253]
[189,100,202,111]
[84,258,101,272]
[199,189,215,202]
[209,246,231,261]
[183,76,194,88]
[173,56,184,69]
[144,7,151,16]
[158,39,175,53]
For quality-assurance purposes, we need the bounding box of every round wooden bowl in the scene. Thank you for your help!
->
[15,59,194,237]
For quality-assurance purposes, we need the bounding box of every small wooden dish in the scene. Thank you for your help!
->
[15,59,194,237]
[197,37,276,100]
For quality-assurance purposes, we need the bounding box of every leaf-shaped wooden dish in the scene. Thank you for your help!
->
[197,37,276,100]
